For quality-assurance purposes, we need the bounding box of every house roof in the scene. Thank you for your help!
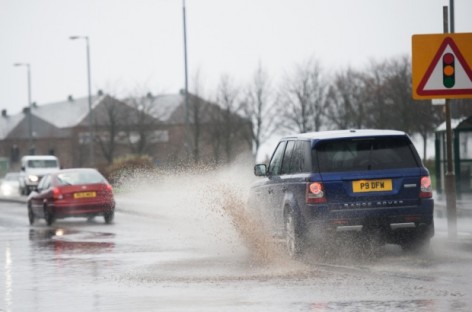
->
[0,95,106,140]
[435,117,470,132]
[125,93,221,124]
[2,93,232,140]
[151,94,184,122]
[125,93,184,123]
[32,95,104,128]
[0,113,24,140]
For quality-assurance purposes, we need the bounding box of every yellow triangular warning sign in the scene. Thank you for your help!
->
[417,37,472,96]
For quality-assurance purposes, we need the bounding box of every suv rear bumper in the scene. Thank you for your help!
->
[306,198,433,221]
[304,198,434,242]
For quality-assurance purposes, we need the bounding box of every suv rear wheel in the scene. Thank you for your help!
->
[401,237,431,253]
[399,224,433,253]
[285,209,304,258]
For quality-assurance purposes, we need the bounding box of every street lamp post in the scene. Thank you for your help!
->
[182,0,190,159]
[14,62,34,154]
[70,35,95,166]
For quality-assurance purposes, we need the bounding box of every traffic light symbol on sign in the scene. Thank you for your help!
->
[443,52,455,88]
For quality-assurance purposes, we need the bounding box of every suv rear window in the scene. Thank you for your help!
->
[314,136,419,172]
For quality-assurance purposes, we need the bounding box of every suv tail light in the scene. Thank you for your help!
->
[419,176,432,198]
[306,182,327,204]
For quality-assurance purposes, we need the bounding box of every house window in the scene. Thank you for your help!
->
[10,145,19,162]
[79,132,93,144]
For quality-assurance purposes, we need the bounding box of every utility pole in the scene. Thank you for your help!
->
[70,35,95,167]
[182,0,191,160]
[14,63,34,154]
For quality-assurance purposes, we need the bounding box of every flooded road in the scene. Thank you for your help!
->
[1,169,472,311]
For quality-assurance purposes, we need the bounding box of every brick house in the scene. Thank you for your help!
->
[1,92,252,170]
[124,92,253,166]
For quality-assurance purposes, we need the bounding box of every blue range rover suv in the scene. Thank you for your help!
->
[249,130,434,257]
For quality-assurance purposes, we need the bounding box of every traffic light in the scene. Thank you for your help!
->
[443,52,455,88]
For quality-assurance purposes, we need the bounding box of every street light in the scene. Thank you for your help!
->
[13,62,34,154]
[69,35,95,166]
[182,0,190,159]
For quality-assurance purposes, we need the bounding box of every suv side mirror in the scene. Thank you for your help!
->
[21,166,25,171]
[254,164,267,177]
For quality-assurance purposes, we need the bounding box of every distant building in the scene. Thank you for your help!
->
[0,92,252,170]
[435,116,472,197]
[123,92,252,166]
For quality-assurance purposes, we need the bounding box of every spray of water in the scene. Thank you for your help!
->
[202,181,284,265]
[115,158,292,269]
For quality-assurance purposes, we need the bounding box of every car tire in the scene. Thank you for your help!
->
[400,224,433,253]
[401,237,431,253]
[104,210,114,224]
[27,202,35,225]
[44,205,55,226]
[284,209,304,259]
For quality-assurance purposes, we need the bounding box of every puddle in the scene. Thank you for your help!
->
[29,228,115,254]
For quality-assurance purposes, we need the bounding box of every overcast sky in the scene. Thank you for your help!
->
[1,0,471,116]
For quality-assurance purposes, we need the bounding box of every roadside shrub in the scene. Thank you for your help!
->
[423,158,435,176]
[101,155,155,187]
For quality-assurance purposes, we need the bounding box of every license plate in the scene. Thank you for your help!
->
[74,191,96,199]
[352,179,392,193]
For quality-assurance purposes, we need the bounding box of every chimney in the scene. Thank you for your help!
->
[1,109,7,117]
[68,95,74,102]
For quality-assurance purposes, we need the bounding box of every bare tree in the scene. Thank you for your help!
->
[217,74,239,163]
[325,67,368,129]
[359,60,393,129]
[380,57,417,132]
[453,99,472,118]
[279,58,327,133]
[210,74,250,164]
[188,70,206,164]
[242,63,276,157]
[125,92,163,156]
[361,57,418,131]
[414,103,443,161]
[93,96,131,165]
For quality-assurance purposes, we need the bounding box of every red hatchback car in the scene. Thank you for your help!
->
[27,168,115,225]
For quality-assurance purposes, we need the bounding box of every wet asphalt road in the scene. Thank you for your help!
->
[1,186,472,312]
